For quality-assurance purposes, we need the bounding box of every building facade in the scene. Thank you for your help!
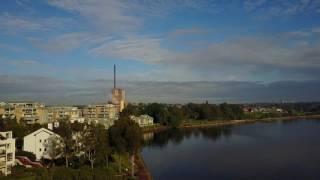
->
[1,102,47,124]
[111,88,126,113]
[82,104,118,128]
[23,128,62,161]
[46,106,81,122]
[130,115,154,127]
[0,131,15,176]
[0,103,15,120]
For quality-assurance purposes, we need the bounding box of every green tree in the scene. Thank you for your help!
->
[54,121,74,167]
[94,124,111,167]
[167,106,184,128]
[82,123,97,171]
[44,135,64,167]
[109,117,143,177]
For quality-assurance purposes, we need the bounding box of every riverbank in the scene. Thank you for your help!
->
[135,153,152,180]
[142,114,320,133]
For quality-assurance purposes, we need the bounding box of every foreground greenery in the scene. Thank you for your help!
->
[0,115,143,179]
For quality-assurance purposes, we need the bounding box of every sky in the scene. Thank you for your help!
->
[1,0,320,104]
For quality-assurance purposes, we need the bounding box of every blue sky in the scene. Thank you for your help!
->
[1,0,320,104]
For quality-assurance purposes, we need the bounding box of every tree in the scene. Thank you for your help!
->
[120,103,141,117]
[109,121,126,174]
[167,106,184,128]
[44,135,64,167]
[144,103,168,125]
[109,117,142,177]
[94,124,111,167]
[54,121,74,167]
[82,124,97,171]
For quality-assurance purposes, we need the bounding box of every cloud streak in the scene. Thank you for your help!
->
[0,12,75,34]
[1,75,320,104]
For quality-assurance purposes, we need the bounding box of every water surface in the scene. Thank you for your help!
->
[142,119,320,180]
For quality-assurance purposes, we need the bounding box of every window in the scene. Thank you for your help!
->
[7,153,12,161]
[39,148,41,152]
[44,148,47,152]
[39,139,42,143]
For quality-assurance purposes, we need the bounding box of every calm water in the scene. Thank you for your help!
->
[142,119,320,180]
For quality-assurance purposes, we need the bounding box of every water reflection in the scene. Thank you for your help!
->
[142,119,320,180]
[144,126,232,148]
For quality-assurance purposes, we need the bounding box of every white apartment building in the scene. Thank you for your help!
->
[130,115,154,127]
[23,128,62,161]
[0,131,15,176]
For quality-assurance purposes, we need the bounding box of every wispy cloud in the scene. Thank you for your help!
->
[0,43,25,52]
[245,0,320,19]
[88,34,320,81]
[89,36,177,63]
[47,0,143,33]
[284,30,312,37]
[29,32,89,53]
[244,0,267,11]
[0,12,75,34]
[168,27,210,38]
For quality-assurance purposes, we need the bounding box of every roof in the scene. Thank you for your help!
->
[24,128,60,138]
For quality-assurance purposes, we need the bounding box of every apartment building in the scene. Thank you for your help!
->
[82,104,118,128]
[0,131,15,176]
[1,102,47,124]
[0,103,15,120]
[46,106,81,122]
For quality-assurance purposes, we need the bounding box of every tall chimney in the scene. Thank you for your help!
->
[114,64,116,89]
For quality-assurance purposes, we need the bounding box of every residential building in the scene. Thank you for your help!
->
[2,102,47,124]
[46,106,81,122]
[0,131,15,176]
[0,103,15,120]
[23,128,62,161]
[82,104,118,128]
[130,115,154,127]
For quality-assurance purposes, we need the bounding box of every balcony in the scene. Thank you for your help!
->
[0,161,5,167]
[0,150,6,156]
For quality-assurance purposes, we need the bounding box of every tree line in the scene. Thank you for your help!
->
[121,102,244,127]
[121,102,320,128]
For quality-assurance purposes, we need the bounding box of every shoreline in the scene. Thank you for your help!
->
[135,153,152,180]
[142,114,320,133]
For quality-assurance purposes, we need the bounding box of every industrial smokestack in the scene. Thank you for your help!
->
[114,64,116,89]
